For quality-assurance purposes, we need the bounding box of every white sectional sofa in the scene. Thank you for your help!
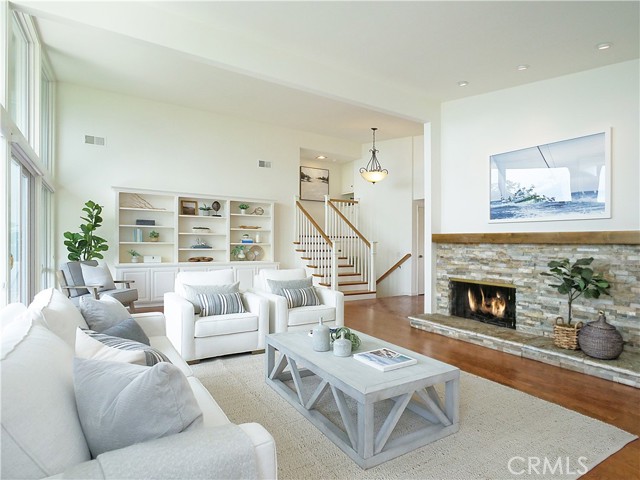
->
[0,289,277,479]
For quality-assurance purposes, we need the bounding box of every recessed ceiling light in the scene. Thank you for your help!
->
[457,81,469,87]
[517,64,529,71]
[596,42,613,51]
[316,155,327,160]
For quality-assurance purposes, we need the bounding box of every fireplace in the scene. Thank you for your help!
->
[449,279,516,329]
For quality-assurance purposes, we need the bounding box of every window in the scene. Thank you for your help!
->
[8,13,29,138]
[40,185,54,289]
[4,9,54,305]
[40,64,54,169]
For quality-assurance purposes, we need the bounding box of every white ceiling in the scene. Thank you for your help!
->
[18,1,640,149]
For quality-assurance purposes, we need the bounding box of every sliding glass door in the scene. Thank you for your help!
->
[9,156,35,303]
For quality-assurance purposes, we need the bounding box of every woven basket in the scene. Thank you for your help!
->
[553,317,583,350]
[578,311,624,360]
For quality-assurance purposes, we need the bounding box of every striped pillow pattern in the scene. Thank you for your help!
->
[85,331,170,366]
[281,287,320,309]
[197,292,246,316]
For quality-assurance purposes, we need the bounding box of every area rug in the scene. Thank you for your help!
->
[191,354,636,480]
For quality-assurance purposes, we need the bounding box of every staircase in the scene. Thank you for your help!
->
[294,198,376,301]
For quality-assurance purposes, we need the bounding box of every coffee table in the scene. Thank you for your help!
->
[265,330,460,469]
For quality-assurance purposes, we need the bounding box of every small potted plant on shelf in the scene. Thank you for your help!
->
[238,203,250,215]
[128,250,141,263]
[231,245,246,260]
[541,257,611,350]
[199,203,212,216]
[148,230,160,242]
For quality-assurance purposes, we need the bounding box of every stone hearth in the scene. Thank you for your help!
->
[410,313,640,388]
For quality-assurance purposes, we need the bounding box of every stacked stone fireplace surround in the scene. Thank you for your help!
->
[434,241,639,354]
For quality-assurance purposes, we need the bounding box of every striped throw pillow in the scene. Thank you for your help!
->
[281,287,320,309]
[84,331,170,366]
[197,292,246,316]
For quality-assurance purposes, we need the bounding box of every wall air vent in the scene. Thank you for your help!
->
[85,135,106,146]
[257,160,272,168]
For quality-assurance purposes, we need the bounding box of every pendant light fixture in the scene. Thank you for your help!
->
[360,127,388,184]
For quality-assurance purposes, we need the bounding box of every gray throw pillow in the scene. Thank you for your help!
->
[267,277,313,296]
[281,286,320,308]
[73,358,203,458]
[80,263,116,292]
[102,318,150,345]
[80,295,131,332]
[182,282,240,314]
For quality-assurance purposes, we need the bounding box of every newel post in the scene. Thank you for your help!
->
[331,240,341,291]
[369,241,377,291]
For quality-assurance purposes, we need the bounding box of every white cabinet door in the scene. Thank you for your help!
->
[119,268,151,303]
[234,265,257,291]
[151,268,178,302]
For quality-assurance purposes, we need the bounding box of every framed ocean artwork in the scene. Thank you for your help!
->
[300,166,329,202]
[489,131,610,223]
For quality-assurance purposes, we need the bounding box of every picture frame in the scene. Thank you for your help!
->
[180,200,198,216]
[489,131,611,223]
[300,166,329,202]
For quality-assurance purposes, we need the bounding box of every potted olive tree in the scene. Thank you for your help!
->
[541,257,611,349]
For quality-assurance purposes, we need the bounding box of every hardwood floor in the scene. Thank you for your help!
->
[344,295,640,480]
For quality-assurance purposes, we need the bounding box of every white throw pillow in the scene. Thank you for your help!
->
[79,294,130,332]
[80,263,116,292]
[29,288,89,347]
[74,357,203,457]
[1,311,91,478]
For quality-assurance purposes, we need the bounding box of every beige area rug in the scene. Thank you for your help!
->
[191,353,636,480]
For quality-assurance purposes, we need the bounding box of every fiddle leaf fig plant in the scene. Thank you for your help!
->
[63,200,109,261]
[541,257,611,325]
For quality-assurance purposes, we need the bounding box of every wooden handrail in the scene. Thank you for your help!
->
[327,201,371,248]
[296,201,333,247]
[377,253,412,284]
[329,198,359,204]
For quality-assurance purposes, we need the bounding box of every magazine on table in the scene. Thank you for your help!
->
[353,347,417,372]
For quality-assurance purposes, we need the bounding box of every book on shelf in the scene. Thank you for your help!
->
[353,347,417,372]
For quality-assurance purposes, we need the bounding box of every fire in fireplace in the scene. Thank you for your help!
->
[449,279,516,329]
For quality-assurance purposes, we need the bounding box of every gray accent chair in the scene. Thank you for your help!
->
[57,260,138,312]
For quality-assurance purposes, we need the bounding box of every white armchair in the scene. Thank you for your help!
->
[252,268,344,333]
[164,269,269,362]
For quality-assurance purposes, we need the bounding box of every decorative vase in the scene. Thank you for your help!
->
[240,209,247,215]
[312,317,330,352]
[131,257,139,263]
[333,330,352,357]
[578,311,624,360]
[150,237,159,242]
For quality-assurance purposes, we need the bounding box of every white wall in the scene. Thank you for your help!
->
[355,136,417,297]
[54,83,361,270]
[439,60,640,233]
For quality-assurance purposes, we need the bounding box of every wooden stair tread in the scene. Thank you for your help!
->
[344,290,376,296]
[311,272,358,277]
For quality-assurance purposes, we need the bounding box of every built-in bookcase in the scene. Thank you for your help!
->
[114,188,278,305]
